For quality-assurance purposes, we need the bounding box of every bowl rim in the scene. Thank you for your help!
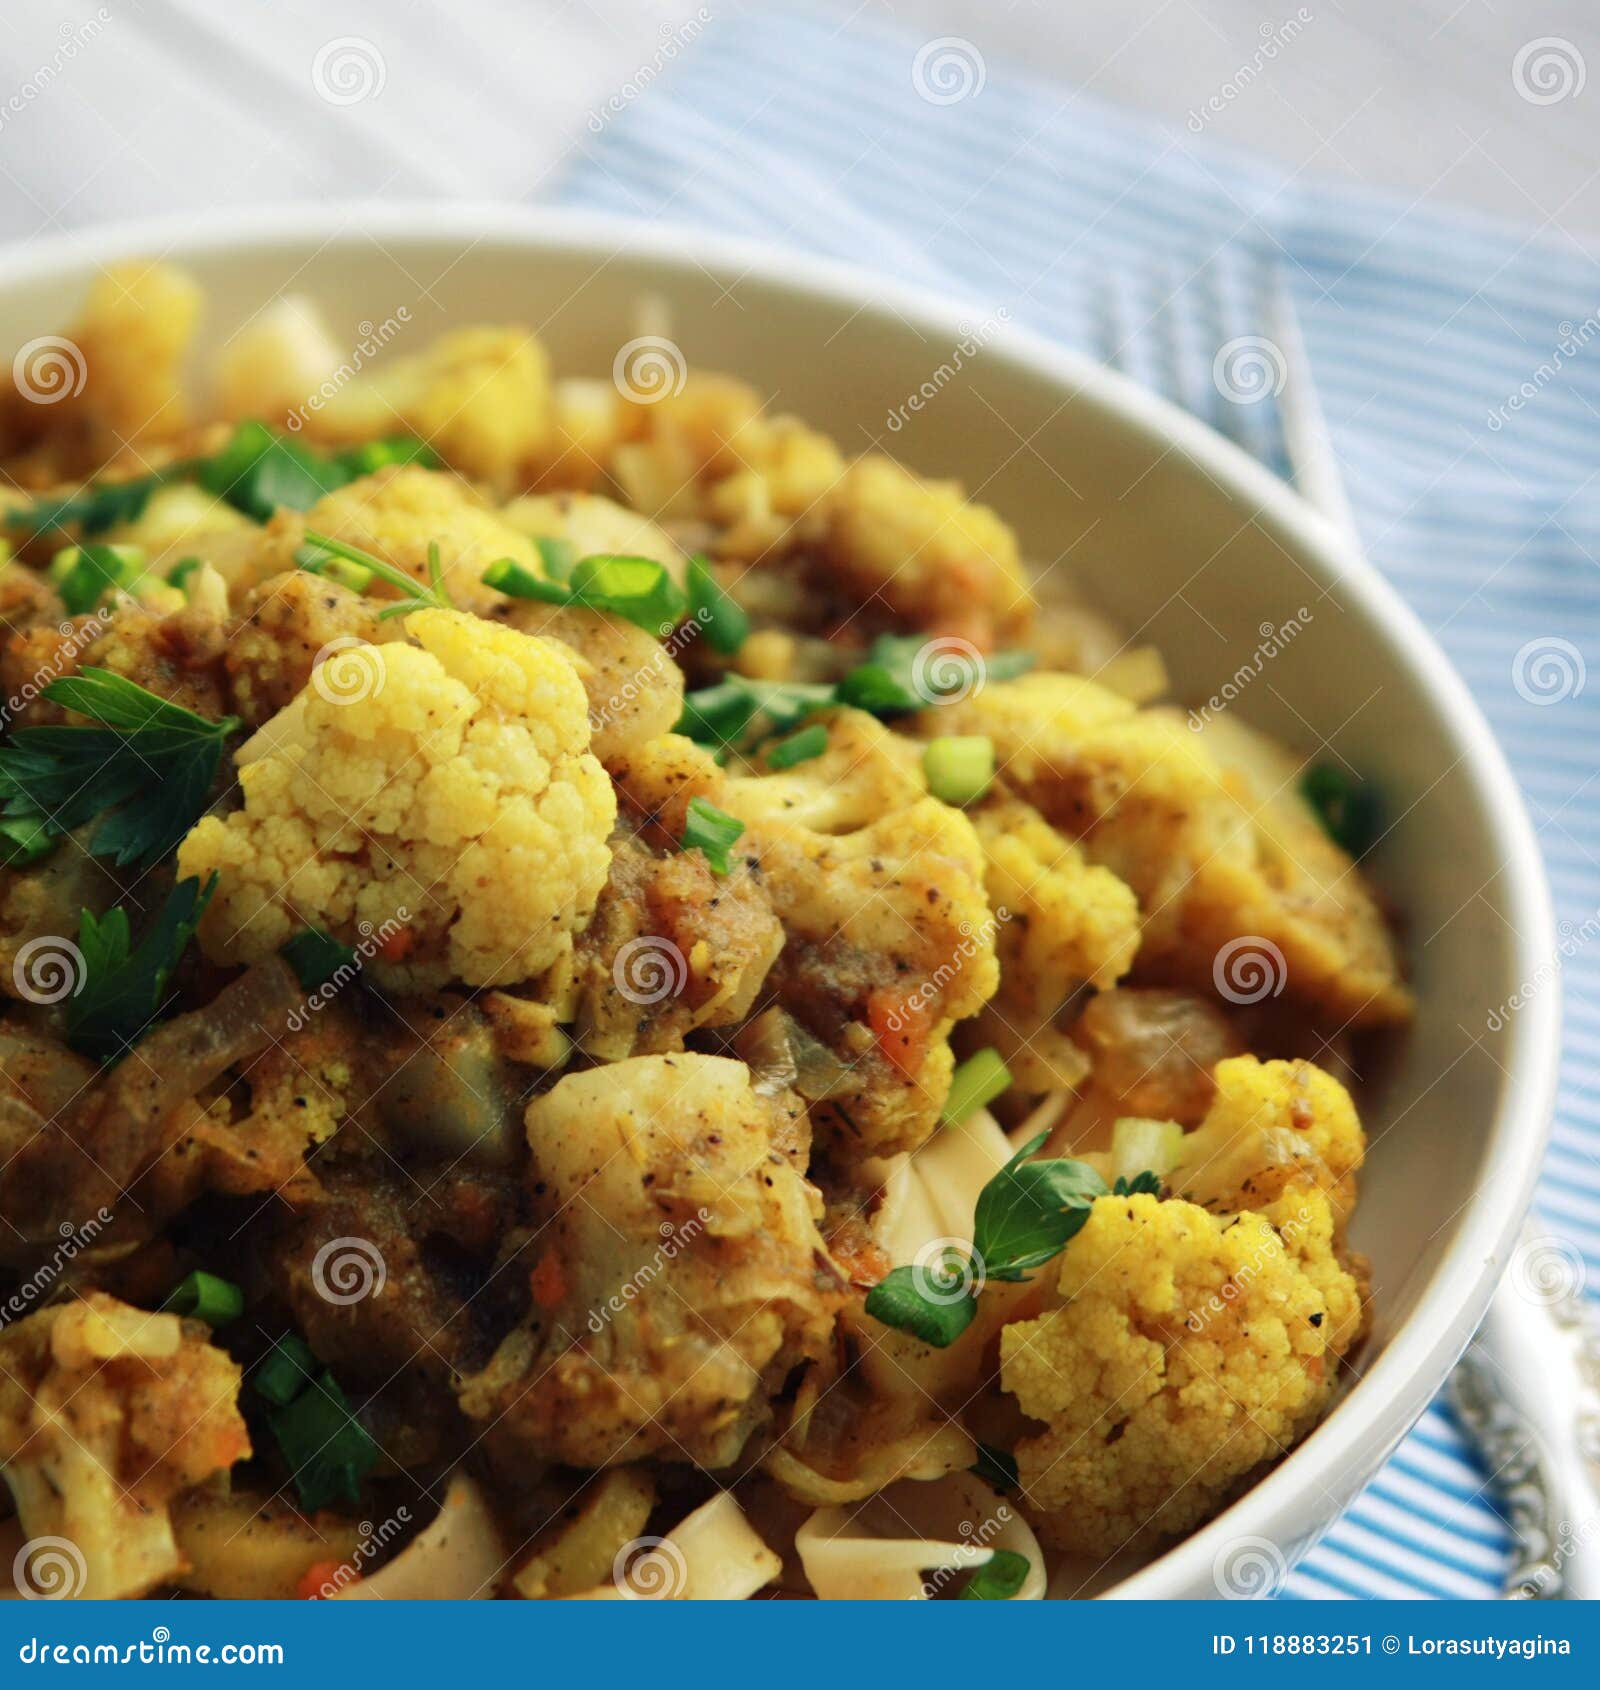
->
[0,201,1562,1596]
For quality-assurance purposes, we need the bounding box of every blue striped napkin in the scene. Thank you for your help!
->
[547,7,1600,1600]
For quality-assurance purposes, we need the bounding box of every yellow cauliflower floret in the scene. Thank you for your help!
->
[1170,1055,1364,1226]
[975,796,1140,1015]
[815,455,1034,648]
[968,795,1140,1094]
[294,464,538,612]
[67,260,201,443]
[178,608,614,991]
[0,1294,250,1598]
[928,674,1412,1028]
[313,326,554,486]
[1000,1186,1364,1557]
[720,719,999,1158]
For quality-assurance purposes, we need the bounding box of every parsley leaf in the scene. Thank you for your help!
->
[65,873,217,1062]
[1301,763,1381,857]
[1114,1170,1163,1197]
[972,1132,1109,1282]
[970,1442,1019,1493]
[281,927,357,991]
[0,670,239,869]
[865,1135,1114,1347]
[958,1549,1031,1600]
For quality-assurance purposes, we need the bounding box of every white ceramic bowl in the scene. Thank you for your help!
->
[0,205,1560,1598]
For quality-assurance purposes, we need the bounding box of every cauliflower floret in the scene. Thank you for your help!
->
[178,608,615,991]
[505,602,684,766]
[1000,1186,1364,1557]
[65,261,201,444]
[288,464,538,612]
[975,796,1140,1016]
[717,712,1000,1158]
[966,796,1140,1094]
[457,1054,844,1469]
[927,674,1412,1028]
[311,326,554,486]
[0,1294,249,1598]
[1170,1055,1364,1226]
[224,568,391,725]
[812,455,1033,648]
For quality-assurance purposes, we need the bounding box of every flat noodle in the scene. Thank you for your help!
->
[332,1473,505,1601]
[573,1491,781,1601]
[796,1473,1046,1601]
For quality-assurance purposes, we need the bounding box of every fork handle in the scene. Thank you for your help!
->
[1449,1241,1600,1599]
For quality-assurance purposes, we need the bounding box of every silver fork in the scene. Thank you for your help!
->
[1097,263,1600,1599]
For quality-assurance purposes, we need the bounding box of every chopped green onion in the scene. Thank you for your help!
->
[255,1333,318,1408]
[959,1549,1031,1600]
[50,544,145,615]
[281,926,357,991]
[533,536,577,583]
[1110,1116,1184,1184]
[482,555,569,603]
[298,529,452,619]
[164,1269,244,1327]
[681,796,745,875]
[923,735,995,806]
[166,556,203,593]
[687,554,748,655]
[330,436,438,479]
[942,1048,1011,1126]
[267,1370,378,1512]
[862,1261,979,1349]
[569,554,686,636]
[765,723,829,770]
[1301,763,1380,857]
